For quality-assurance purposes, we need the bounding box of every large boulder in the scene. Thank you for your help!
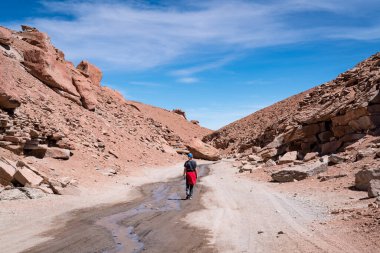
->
[258,148,278,161]
[0,159,16,186]
[76,60,102,86]
[22,48,80,98]
[13,167,43,186]
[0,26,12,45]
[0,89,21,110]
[45,147,71,160]
[19,28,52,51]
[72,71,98,110]
[185,138,220,161]
[271,157,328,182]
[355,168,380,191]
[18,28,81,101]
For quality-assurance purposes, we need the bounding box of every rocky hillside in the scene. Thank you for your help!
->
[0,25,213,199]
[205,52,380,160]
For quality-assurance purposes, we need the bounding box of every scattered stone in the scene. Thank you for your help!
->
[356,148,376,161]
[355,168,380,191]
[252,146,261,153]
[318,174,347,182]
[328,154,347,165]
[271,157,328,182]
[278,151,298,165]
[258,148,278,161]
[45,147,71,160]
[248,154,263,162]
[303,152,318,162]
[13,167,43,187]
[239,164,255,173]
[263,159,276,167]
[368,179,380,198]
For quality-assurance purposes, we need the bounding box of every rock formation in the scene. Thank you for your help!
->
[205,53,380,163]
[0,25,212,199]
[185,138,220,161]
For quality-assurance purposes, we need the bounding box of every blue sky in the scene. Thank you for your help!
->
[1,0,380,130]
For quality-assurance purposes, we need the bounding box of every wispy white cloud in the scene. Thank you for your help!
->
[171,55,237,76]
[177,77,199,84]
[7,0,380,72]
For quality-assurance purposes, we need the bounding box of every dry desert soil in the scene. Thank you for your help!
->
[1,160,379,253]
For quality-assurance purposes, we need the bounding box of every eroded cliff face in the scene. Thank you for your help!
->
[205,53,380,160]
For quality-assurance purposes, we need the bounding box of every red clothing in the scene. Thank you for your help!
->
[186,171,197,185]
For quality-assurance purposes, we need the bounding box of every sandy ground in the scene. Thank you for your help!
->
[1,159,379,253]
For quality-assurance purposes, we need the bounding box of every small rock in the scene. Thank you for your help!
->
[368,179,380,198]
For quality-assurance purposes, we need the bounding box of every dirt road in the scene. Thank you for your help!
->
[23,164,214,253]
[18,161,368,253]
[186,161,363,253]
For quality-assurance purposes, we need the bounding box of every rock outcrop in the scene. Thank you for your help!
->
[271,157,328,182]
[0,24,212,200]
[8,26,103,110]
[77,60,102,87]
[205,53,380,163]
[0,26,12,45]
[172,109,187,119]
[185,138,220,161]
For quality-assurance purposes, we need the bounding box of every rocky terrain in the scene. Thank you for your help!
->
[1,23,379,252]
[205,52,380,247]
[0,25,216,200]
[206,53,380,158]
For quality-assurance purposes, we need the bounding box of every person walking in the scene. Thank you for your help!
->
[183,153,198,200]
